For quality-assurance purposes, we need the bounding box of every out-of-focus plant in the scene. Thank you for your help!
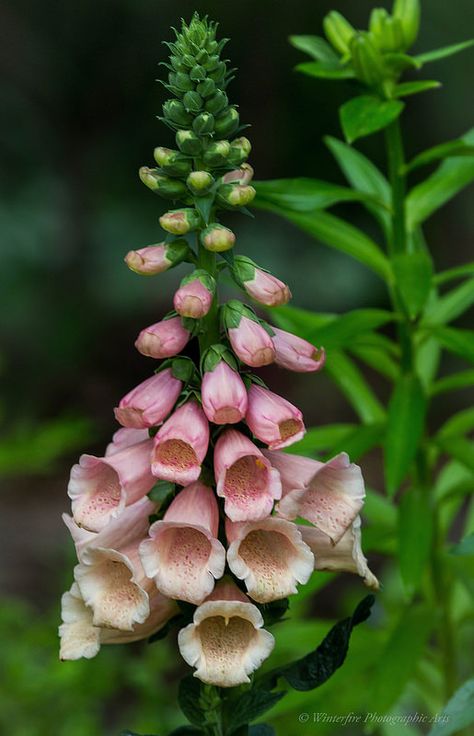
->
[253,0,474,730]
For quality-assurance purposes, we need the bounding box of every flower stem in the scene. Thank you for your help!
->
[197,238,220,354]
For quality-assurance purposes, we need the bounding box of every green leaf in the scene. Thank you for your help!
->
[428,678,474,736]
[339,95,404,144]
[406,129,474,231]
[324,135,391,233]
[225,690,286,734]
[350,343,399,381]
[392,251,433,319]
[255,208,390,279]
[372,605,434,713]
[296,61,354,80]
[436,407,474,439]
[393,80,441,98]
[435,262,474,285]
[414,39,474,65]
[431,369,474,396]
[451,533,474,557]
[405,140,474,174]
[306,308,395,347]
[326,350,386,424]
[254,178,372,211]
[177,677,205,727]
[434,326,474,364]
[260,595,375,692]
[398,487,433,593]
[424,278,474,325]
[435,436,474,473]
[415,335,442,391]
[289,35,339,63]
[328,422,385,462]
[288,424,356,456]
[147,480,175,504]
[384,373,427,495]
[194,193,215,225]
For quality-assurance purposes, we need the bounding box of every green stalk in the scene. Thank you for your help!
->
[197,237,220,354]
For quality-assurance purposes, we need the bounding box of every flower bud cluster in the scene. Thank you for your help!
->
[59,13,378,689]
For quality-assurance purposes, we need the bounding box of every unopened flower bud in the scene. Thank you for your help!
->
[208,60,227,83]
[162,99,193,127]
[214,107,240,139]
[227,137,252,167]
[139,167,187,199]
[350,32,386,87]
[197,78,216,98]
[186,171,214,196]
[176,130,203,156]
[159,208,201,235]
[217,183,256,208]
[190,64,206,81]
[205,90,228,115]
[202,140,231,167]
[369,9,405,52]
[232,256,291,307]
[153,147,192,177]
[392,0,420,49]
[200,224,236,253]
[183,90,204,113]
[221,164,254,186]
[173,269,216,319]
[223,301,275,368]
[124,240,189,276]
[168,71,194,93]
[323,11,356,57]
[193,112,215,136]
[135,316,191,359]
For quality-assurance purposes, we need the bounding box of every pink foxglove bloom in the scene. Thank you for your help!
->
[135,316,191,359]
[272,327,325,373]
[201,360,248,424]
[264,450,365,544]
[114,368,182,429]
[228,316,275,367]
[105,427,150,456]
[226,517,314,603]
[178,579,274,687]
[300,517,379,590]
[68,439,155,532]
[246,384,305,449]
[214,429,281,521]
[152,401,209,485]
[59,582,178,660]
[140,482,225,604]
[124,240,188,275]
[221,163,254,185]
[232,256,291,307]
[173,277,214,319]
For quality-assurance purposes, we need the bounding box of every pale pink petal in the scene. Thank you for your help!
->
[114,369,182,429]
[151,401,209,485]
[201,360,248,424]
[135,316,191,359]
[272,327,325,373]
[246,385,305,449]
[105,427,150,456]
[228,316,275,368]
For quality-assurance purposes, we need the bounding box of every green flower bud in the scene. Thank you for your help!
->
[159,208,201,235]
[138,167,188,199]
[193,111,215,136]
[197,78,216,98]
[217,183,256,208]
[205,90,228,115]
[170,56,187,73]
[214,108,240,139]
[196,49,210,65]
[392,0,420,48]
[208,61,227,83]
[176,130,203,156]
[183,90,204,113]
[202,140,231,167]
[227,137,252,166]
[153,147,192,177]
[186,171,214,196]
[162,99,193,127]
[182,54,196,68]
[190,64,206,81]
[200,223,236,252]
[168,72,194,93]
[369,9,405,52]
[323,11,356,56]
[350,33,386,87]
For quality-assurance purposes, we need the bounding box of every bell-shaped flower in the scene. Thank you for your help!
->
[223,301,275,368]
[114,368,182,429]
[226,517,314,603]
[232,256,291,307]
[300,516,379,590]
[139,482,225,605]
[68,439,155,532]
[264,450,365,544]
[124,240,189,275]
[173,270,215,319]
[201,359,248,425]
[59,582,179,660]
[135,316,191,359]
[214,429,281,521]
[246,385,305,449]
[151,400,209,485]
[272,327,325,373]
[105,427,149,456]
[177,579,274,687]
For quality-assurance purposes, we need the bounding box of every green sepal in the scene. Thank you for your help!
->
[179,268,216,295]
[201,343,239,373]
[171,356,197,383]
[176,130,203,156]
[222,299,258,330]
[183,90,204,113]
[147,480,176,505]
[214,107,240,139]
[193,112,215,136]
[231,255,258,286]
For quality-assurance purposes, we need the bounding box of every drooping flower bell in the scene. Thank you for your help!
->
[232,256,291,307]
[272,327,325,373]
[246,384,305,449]
[114,369,182,429]
[135,316,191,359]
[173,270,216,319]
[124,240,189,276]
[201,346,248,424]
[223,301,276,368]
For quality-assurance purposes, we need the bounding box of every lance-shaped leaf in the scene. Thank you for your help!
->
[339,95,404,144]
[392,251,433,319]
[304,308,395,347]
[435,262,474,286]
[296,61,355,80]
[414,39,474,65]
[424,278,474,325]
[384,373,427,495]
[404,139,474,174]
[428,678,474,736]
[434,326,474,364]
[431,369,474,396]
[254,178,374,211]
[398,487,433,594]
[289,424,357,456]
[289,35,339,63]
[393,80,441,98]
[326,350,386,424]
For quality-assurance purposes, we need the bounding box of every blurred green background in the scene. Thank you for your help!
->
[1,1,473,734]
